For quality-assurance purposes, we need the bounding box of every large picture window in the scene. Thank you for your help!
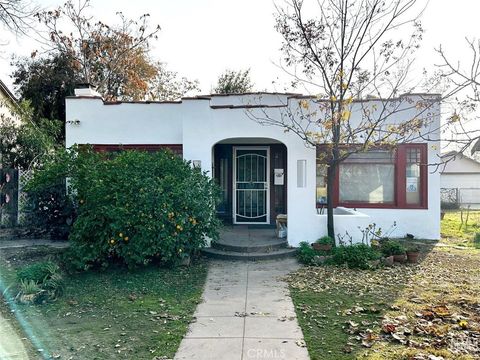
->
[316,144,428,209]
[339,151,395,204]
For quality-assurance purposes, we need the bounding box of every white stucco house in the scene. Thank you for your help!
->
[0,79,18,129]
[65,85,441,247]
[441,151,480,209]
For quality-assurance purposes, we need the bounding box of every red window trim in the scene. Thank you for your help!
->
[327,143,428,210]
[91,144,183,156]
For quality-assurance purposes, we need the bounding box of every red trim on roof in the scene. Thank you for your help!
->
[91,144,183,156]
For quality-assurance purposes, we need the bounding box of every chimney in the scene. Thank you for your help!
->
[74,83,101,97]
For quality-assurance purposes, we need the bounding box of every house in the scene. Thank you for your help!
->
[441,151,480,209]
[65,85,441,247]
[0,79,18,125]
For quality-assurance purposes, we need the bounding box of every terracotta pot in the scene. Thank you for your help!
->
[393,254,407,263]
[383,256,394,266]
[406,251,420,263]
[312,243,332,252]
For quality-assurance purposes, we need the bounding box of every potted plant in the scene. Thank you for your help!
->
[381,240,406,263]
[312,236,334,251]
[406,245,421,263]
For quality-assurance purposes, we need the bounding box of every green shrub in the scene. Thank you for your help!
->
[17,261,59,283]
[474,233,480,243]
[297,241,317,265]
[329,244,381,269]
[380,240,406,256]
[26,181,75,239]
[28,147,221,269]
[18,279,41,295]
[17,261,64,301]
[315,236,334,245]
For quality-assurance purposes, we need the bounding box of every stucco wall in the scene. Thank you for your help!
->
[66,93,442,245]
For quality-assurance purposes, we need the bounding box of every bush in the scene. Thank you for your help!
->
[17,261,59,283]
[28,147,221,269]
[380,240,406,256]
[297,241,317,265]
[16,261,64,301]
[329,244,381,269]
[25,182,75,239]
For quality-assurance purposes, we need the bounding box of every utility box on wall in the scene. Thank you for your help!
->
[274,168,285,186]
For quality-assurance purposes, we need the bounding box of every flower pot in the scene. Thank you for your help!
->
[383,256,394,266]
[406,251,420,263]
[312,243,332,252]
[393,254,407,263]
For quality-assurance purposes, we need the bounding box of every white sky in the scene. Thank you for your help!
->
[0,0,479,95]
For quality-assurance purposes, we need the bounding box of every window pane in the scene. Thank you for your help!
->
[316,163,328,205]
[406,148,421,205]
[339,163,395,203]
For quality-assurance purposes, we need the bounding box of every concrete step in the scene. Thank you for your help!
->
[211,239,288,253]
[202,247,297,261]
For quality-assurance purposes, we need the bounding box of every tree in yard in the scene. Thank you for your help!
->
[33,0,160,101]
[250,0,445,239]
[0,0,38,36]
[435,40,480,156]
[11,54,81,140]
[213,69,254,94]
[10,0,199,144]
[0,101,60,170]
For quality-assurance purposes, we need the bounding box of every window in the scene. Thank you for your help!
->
[339,150,395,204]
[405,148,421,205]
[315,144,428,209]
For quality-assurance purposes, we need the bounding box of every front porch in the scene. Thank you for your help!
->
[202,225,296,260]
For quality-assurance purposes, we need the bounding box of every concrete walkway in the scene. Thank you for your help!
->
[0,239,69,250]
[0,310,30,359]
[175,259,310,360]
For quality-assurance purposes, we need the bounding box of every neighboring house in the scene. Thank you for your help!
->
[441,151,480,209]
[65,86,441,245]
[0,79,18,126]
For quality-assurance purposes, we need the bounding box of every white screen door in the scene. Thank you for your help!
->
[233,147,270,224]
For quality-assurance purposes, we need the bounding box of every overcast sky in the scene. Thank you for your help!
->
[0,0,479,95]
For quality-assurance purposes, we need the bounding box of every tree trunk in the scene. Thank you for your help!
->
[327,162,336,241]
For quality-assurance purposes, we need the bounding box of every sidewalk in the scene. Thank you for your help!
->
[174,258,310,360]
[0,311,30,360]
[0,239,69,250]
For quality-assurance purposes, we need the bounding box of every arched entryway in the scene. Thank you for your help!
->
[212,137,287,226]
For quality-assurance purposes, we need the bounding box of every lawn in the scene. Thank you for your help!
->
[0,247,208,360]
[287,246,480,360]
[441,210,480,247]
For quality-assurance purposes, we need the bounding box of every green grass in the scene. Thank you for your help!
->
[441,210,480,247]
[288,247,480,360]
[0,248,208,359]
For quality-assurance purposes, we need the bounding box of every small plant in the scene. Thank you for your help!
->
[329,244,381,270]
[316,236,334,245]
[313,236,334,251]
[405,244,421,263]
[297,241,317,265]
[19,279,41,295]
[406,244,420,253]
[16,261,64,302]
[474,232,480,243]
[380,240,406,257]
[16,279,43,305]
[17,261,59,283]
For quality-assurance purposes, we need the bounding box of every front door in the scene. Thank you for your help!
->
[233,147,270,224]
